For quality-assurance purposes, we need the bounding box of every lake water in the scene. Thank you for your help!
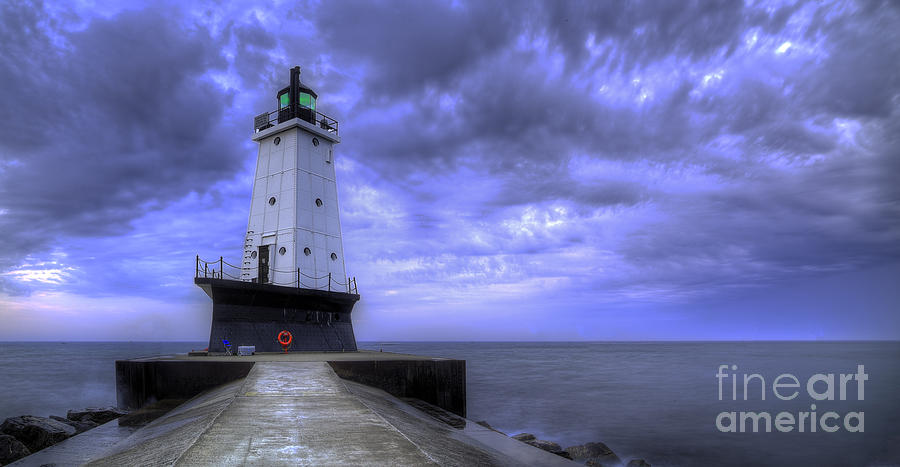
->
[0,341,897,466]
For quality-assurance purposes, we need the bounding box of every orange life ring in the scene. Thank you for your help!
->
[277,330,293,346]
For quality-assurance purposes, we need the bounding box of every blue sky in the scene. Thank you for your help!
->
[0,0,898,341]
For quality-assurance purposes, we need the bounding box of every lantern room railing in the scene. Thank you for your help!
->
[253,104,339,136]
[195,255,358,295]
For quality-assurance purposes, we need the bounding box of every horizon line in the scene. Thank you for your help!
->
[1,339,898,343]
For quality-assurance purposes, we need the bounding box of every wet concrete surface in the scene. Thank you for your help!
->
[17,361,574,466]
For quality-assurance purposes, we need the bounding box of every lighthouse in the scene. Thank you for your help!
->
[242,66,347,290]
[195,66,359,353]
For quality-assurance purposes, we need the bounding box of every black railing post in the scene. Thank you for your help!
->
[195,255,199,278]
[297,268,301,289]
[219,256,223,279]
[204,263,208,278]
[328,273,332,292]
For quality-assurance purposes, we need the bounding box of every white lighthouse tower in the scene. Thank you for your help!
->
[242,66,347,291]
[196,66,358,352]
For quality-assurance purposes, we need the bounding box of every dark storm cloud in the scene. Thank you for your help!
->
[0,2,240,291]
[334,44,698,205]
[318,0,897,178]
[311,0,521,98]
[802,7,900,119]
[312,0,752,98]
[617,114,900,296]
[542,0,747,71]
[227,15,281,90]
[312,1,752,183]
[453,60,698,160]
[618,161,900,298]
[321,0,900,305]
[484,157,646,209]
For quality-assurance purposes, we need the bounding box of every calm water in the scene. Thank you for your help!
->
[0,342,205,422]
[0,341,898,466]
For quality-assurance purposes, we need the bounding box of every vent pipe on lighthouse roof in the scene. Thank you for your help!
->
[289,66,300,109]
[276,66,318,125]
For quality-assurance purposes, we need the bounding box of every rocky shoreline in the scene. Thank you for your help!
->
[476,421,651,467]
[0,407,128,465]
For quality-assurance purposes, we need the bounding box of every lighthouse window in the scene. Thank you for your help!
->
[304,247,311,256]
[273,137,281,146]
[298,93,311,109]
[330,252,338,261]
[268,197,276,205]
[298,92,316,111]
[315,198,323,207]
[279,247,286,255]
[279,93,289,109]
[251,251,257,259]
[312,137,319,147]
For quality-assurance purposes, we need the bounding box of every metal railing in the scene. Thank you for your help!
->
[253,104,339,136]
[195,255,358,294]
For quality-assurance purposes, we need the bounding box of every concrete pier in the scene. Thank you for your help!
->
[116,351,466,417]
[17,360,575,466]
[164,362,454,465]
[10,352,576,465]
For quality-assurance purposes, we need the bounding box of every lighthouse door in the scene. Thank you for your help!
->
[258,245,270,284]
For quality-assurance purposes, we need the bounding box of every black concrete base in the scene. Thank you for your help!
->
[116,360,255,410]
[328,360,466,417]
[195,278,359,352]
[116,357,467,417]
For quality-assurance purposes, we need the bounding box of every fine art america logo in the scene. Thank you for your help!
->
[715,364,867,433]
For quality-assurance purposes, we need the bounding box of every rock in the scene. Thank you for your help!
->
[565,441,622,466]
[0,415,76,452]
[627,459,651,467]
[475,420,505,435]
[566,441,616,459]
[528,439,572,459]
[510,433,572,459]
[0,434,31,465]
[49,415,98,434]
[66,407,128,425]
[511,433,536,442]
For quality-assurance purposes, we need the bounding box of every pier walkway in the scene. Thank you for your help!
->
[38,361,576,466]
[177,362,444,464]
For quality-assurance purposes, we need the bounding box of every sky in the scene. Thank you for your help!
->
[0,0,898,341]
